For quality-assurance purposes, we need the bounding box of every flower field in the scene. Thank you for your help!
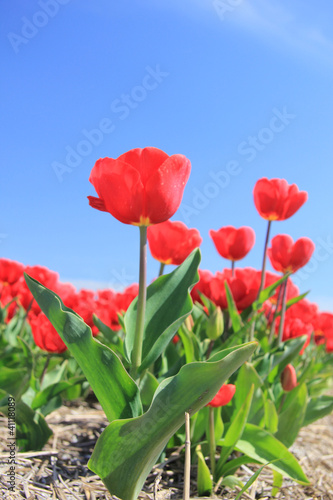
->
[1,148,333,499]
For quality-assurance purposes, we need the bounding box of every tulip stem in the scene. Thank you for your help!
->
[158,262,165,277]
[277,276,288,345]
[131,226,147,379]
[209,406,216,475]
[231,260,235,277]
[268,281,284,343]
[258,220,272,298]
[249,220,272,342]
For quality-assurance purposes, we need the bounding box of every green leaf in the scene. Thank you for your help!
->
[138,371,159,409]
[215,385,254,480]
[303,395,333,426]
[272,470,283,497]
[275,383,307,447]
[224,281,243,332]
[236,423,309,484]
[264,398,279,434]
[252,274,290,310]
[219,455,261,477]
[196,445,213,496]
[88,342,257,500]
[124,249,200,373]
[0,391,52,451]
[234,463,268,500]
[24,274,142,422]
[220,475,244,489]
[31,377,85,411]
[255,336,307,383]
[178,324,195,364]
[233,363,265,426]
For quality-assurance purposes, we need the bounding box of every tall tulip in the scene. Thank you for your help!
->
[209,226,255,275]
[88,147,191,378]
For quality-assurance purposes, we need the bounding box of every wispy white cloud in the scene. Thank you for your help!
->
[213,0,333,65]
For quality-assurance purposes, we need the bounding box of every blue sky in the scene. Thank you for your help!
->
[1,0,333,311]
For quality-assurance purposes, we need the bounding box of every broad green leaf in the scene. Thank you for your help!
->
[215,385,254,480]
[196,445,213,496]
[24,274,142,422]
[236,424,309,484]
[89,342,257,500]
[224,281,243,332]
[275,383,307,447]
[303,395,333,426]
[124,249,200,372]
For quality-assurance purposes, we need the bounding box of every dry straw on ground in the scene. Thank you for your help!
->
[1,400,333,500]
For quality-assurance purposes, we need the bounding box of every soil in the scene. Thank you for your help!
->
[1,400,333,500]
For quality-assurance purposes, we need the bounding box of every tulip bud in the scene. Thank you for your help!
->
[206,306,224,340]
[280,364,297,391]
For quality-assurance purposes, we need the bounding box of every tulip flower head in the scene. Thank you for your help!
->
[147,220,202,266]
[209,226,255,262]
[206,383,236,407]
[268,234,315,274]
[253,178,308,221]
[280,364,298,392]
[88,147,191,226]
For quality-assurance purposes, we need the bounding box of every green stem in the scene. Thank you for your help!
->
[209,406,216,475]
[277,276,288,345]
[130,226,147,379]
[250,220,272,342]
[258,220,272,298]
[268,280,284,344]
[231,260,235,277]
[158,262,165,277]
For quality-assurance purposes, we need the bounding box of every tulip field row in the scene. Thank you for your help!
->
[1,147,333,500]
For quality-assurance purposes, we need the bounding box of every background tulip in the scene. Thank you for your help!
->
[206,384,236,407]
[88,147,191,226]
[147,220,202,266]
[29,312,67,353]
[209,226,255,262]
[280,364,298,392]
[268,234,315,273]
[253,178,308,221]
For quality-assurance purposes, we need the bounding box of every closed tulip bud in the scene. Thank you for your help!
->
[206,306,224,340]
[280,364,297,391]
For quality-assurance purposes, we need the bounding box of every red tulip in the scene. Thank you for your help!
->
[88,147,191,226]
[253,178,307,221]
[281,364,297,391]
[147,220,202,266]
[206,384,236,407]
[313,312,333,352]
[209,268,261,311]
[0,258,24,285]
[209,226,255,261]
[268,234,315,273]
[29,313,67,353]
[191,269,213,305]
